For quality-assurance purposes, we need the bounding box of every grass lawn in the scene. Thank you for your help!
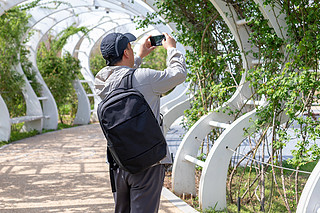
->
[165,161,316,212]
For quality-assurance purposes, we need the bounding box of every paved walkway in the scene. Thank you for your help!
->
[0,123,197,213]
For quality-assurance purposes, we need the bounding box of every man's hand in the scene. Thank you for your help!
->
[162,33,176,49]
[138,35,157,59]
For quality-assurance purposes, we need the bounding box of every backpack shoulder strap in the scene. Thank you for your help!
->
[117,68,136,89]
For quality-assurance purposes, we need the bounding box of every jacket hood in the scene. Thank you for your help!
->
[94,66,130,99]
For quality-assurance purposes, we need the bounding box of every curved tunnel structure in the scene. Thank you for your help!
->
[0,0,188,139]
[0,0,319,212]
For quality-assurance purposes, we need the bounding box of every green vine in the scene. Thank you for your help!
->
[246,0,320,167]
[234,0,319,211]
[37,26,89,124]
[0,2,42,118]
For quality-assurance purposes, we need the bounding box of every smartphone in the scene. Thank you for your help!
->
[150,35,165,46]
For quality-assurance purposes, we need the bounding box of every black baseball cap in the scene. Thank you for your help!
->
[100,32,136,66]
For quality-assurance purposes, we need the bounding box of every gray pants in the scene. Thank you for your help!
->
[112,164,165,213]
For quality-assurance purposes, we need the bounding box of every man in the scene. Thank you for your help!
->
[95,32,186,213]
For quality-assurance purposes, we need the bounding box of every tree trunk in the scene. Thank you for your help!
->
[260,137,265,212]
[280,149,291,212]
[295,167,300,205]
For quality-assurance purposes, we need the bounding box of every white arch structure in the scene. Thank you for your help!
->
[1,0,318,211]
[26,9,135,123]
[0,0,189,140]
[23,0,186,124]
[172,0,320,211]
[297,161,320,213]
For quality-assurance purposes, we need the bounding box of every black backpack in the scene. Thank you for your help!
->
[97,69,167,176]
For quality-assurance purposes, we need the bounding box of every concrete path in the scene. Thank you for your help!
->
[0,123,197,213]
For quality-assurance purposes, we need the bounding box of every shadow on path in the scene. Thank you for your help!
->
[0,124,183,213]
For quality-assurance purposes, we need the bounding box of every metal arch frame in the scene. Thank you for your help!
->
[0,0,169,26]
[22,3,127,129]
[26,8,109,130]
[26,8,132,65]
[25,6,133,127]
[1,0,136,17]
[24,0,137,41]
[25,1,132,29]
[0,2,126,138]
[35,2,188,121]
[25,9,121,130]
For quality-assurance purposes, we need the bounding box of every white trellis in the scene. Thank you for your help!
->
[0,0,188,140]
